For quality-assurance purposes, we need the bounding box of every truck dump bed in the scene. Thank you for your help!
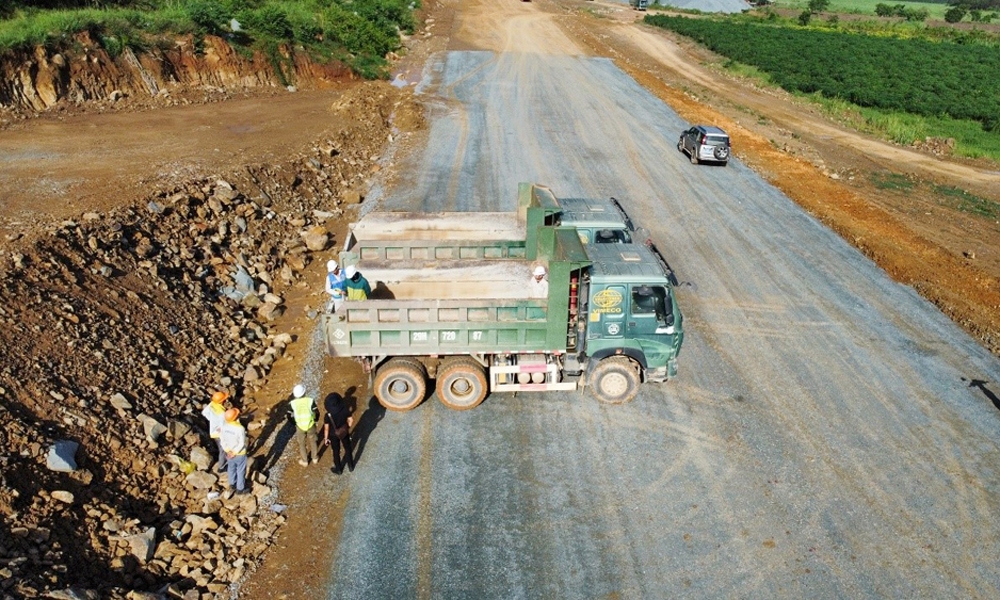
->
[325,226,591,360]
[349,211,523,241]
[365,261,534,300]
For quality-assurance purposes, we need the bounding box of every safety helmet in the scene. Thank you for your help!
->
[327,259,338,272]
[211,391,229,403]
[293,384,306,398]
[224,408,240,422]
[533,265,546,277]
[345,265,357,279]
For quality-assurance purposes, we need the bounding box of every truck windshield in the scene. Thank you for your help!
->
[595,229,632,244]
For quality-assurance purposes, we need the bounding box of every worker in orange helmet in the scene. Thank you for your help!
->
[201,390,230,473]
[220,408,249,495]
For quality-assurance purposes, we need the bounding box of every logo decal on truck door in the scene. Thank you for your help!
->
[593,289,623,314]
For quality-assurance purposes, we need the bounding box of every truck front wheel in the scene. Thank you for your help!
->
[589,357,640,405]
[374,359,428,411]
[436,358,488,410]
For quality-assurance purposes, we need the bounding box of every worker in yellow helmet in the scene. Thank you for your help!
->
[220,408,249,495]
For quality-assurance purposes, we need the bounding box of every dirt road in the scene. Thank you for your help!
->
[0,87,346,240]
[247,0,1000,597]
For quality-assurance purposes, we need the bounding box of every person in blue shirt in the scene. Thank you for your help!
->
[325,260,346,312]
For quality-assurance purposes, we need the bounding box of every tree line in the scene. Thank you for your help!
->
[646,15,1000,132]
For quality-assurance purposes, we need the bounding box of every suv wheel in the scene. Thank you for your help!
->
[689,151,699,164]
[714,146,730,161]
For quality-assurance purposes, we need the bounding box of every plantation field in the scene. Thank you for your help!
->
[646,16,1000,130]
[773,0,951,19]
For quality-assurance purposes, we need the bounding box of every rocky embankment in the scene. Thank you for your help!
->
[0,31,352,115]
[0,82,422,599]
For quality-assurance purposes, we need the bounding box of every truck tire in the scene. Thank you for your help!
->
[436,358,488,410]
[589,357,640,405]
[374,359,428,411]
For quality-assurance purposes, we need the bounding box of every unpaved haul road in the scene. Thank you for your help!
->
[323,0,1000,597]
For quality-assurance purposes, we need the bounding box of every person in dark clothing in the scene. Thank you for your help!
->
[344,265,372,301]
[323,393,356,474]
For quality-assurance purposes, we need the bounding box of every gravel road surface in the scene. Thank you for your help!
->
[324,28,1000,600]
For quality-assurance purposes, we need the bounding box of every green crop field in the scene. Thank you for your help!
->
[773,0,951,19]
[647,16,1000,128]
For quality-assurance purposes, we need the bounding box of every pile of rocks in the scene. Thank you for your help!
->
[911,136,956,157]
[0,81,422,598]
[0,176,324,598]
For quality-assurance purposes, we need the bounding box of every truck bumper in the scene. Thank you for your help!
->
[647,358,678,383]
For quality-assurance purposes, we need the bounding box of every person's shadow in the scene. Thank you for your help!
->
[965,377,1000,412]
[254,398,294,475]
[370,281,395,300]
[352,389,386,464]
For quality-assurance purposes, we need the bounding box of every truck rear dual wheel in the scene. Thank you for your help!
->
[436,358,488,410]
[589,357,640,405]
[374,358,428,411]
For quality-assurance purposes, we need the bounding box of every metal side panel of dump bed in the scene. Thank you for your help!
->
[323,298,561,358]
[346,211,531,262]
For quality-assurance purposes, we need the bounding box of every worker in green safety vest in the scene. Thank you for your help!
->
[288,384,319,466]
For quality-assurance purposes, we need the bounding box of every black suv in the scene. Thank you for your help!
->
[678,125,730,166]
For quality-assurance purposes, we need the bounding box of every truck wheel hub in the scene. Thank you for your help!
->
[601,373,628,395]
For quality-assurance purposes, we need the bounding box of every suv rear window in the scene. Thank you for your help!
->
[703,135,728,145]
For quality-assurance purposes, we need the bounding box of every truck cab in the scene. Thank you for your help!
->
[556,196,636,245]
[577,243,683,384]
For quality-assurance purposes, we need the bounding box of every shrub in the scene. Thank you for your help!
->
[186,0,230,35]
[944,6,966,22]
[236,5,293,40]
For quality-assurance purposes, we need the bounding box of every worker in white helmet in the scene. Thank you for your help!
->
[325,259,346,312]
[529,265,549,299]
[287,384,320,466]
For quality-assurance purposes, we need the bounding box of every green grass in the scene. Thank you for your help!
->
[809,94,1000,162]
[772,0,951,20]
[871,172,917,192]
[932,184,1000,219]
[0,0,418,79]
[869,173,999,220]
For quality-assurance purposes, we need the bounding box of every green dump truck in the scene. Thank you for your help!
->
[341,182,639,265]
[322,217,684,411]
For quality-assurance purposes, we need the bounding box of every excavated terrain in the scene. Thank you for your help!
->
[0,77,425,598]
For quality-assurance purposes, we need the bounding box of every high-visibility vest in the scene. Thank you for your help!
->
[290,396,316,431]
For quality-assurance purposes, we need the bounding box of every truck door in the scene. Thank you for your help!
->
[626,285,676,347]
[588,285,626,339]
